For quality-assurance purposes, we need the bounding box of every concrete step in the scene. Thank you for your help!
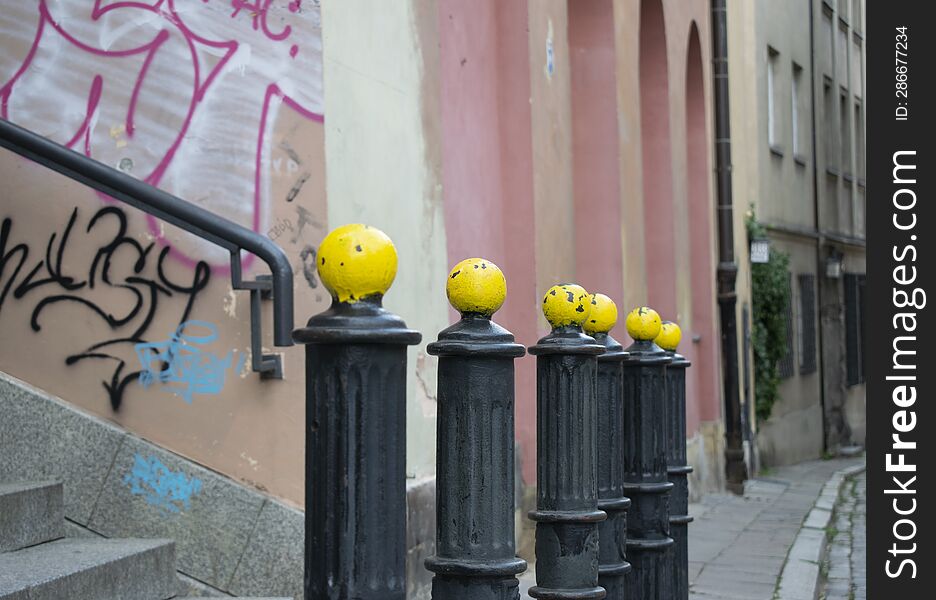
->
[0,481,64,553]
[0,537,176,600]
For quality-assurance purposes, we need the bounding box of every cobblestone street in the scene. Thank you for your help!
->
[687,457,863,600]
[820,472,867,600]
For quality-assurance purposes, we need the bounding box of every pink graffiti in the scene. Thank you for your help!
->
[229,0,291,41]
[0,0,324,270]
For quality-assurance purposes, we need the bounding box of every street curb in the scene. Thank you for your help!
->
[774,461,866,600]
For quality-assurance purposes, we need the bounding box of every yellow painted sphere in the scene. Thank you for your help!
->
[446,258,507,316]
[655,321,682,351]
[583,293,618,335]
[625,306,662,341]
[317,223,398,303]
[542,283,591,328]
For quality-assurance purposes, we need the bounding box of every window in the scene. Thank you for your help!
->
[798,274,817,374]
[852,0,862,33]
[856,184,866,237]
[779,273,795,379]
[822,11,834,70]
[851,40,863,97]
[854,101,865,177]
[844,273,865,385]
[768,47,780,148]
[824,79,836,168]
[792,63,803,157]
[837,23,848,82]
[840,89,851,172]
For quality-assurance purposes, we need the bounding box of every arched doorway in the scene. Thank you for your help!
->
[685,22,720,432]
[639,0,676,319]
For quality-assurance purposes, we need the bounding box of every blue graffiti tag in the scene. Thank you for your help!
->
[135,320,244,403]
[123,453,202,513]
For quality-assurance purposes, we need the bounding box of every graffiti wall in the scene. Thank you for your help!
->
[0,0,328,505]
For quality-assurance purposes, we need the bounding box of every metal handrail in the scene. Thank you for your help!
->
[0,118,293,378]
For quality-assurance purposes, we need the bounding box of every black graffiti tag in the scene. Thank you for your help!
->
[0,205,210,410]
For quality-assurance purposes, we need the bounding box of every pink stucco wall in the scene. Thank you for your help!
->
[640,0,678,322]
[437,0,539,484]
[437,0,719,485]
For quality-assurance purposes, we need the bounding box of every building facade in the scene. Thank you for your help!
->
[0,1,777,594]
[728,0,866,468]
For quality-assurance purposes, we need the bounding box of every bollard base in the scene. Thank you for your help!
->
[598,563,631,600]
[624,546,674,600]
[528,586,607,600]
[670,522,690,600]
[431,575,522,600]
[529,520,605,600]
[596,501,630,600]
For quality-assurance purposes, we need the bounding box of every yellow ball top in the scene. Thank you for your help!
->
[542,283,591,328]
[625,306,662,341]
[583,293,618,335]
[317,224,398,303]
[446,258,507,316]
[655,321,682,351]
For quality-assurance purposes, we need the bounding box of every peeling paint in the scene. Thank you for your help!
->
[316,224,397,303]
[240,451,261,472]
[655,320,682,351]
[625,306,663,341]
[415,351,437,418]
[583,293,618,335]
[542,283,591,327]
[239,348,252,379]
[222,287,237,318]
[445,257,506,316]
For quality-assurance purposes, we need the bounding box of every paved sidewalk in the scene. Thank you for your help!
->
[517,456,863,600]
[820,471,866,600]
[688,457,863,600]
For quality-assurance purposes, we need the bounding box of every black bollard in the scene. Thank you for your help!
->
[528,284,607,600]
[620,307,674,600]
[584,294,632,600]
[425,258,527,600]
[293,224,421,600]
[656,321,693,600]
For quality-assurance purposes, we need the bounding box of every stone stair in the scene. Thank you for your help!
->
[0,481,289,600]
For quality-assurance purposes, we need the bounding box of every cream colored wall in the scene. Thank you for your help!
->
[842,248,866,445]
[727,0,760,466]
[756,233,824,467]
[528,0,576,333]
[321,0,449,480]
[613,0,647,314]
[757,0,815,229]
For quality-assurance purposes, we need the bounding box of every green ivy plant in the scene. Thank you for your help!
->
[747,210,791,421]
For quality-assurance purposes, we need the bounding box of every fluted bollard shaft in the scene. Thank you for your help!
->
[620,307,674,600]
[657,322,693,600]
[293,224,420,600]
[585,294,632,600]
[529,284,607,600]
[425,258,527,600]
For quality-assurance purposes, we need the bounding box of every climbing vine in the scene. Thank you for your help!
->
[747,211,791,421]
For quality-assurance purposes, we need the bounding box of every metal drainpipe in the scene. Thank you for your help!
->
[807,0,830,454]
[711,0,748,493]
